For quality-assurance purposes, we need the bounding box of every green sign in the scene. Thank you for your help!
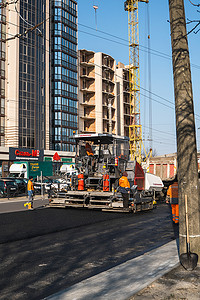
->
[61,158,72,162]
[44,157,52,161]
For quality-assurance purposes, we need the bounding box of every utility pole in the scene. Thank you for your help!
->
[169,0,200,257]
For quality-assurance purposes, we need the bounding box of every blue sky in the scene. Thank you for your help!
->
[77,0,200,156]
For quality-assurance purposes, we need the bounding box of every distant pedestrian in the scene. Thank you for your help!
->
[119,171,130,209]
[27,176,34,209]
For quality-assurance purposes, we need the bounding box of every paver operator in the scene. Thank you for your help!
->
[85,142,94,156]
[119,171,130,209]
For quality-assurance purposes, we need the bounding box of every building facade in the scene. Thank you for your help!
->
[6,0,47,149]
[78,50,116,134]
[0,2,6,147]
[2,0,77,153]
[116,62,131,137]
[0,0,78,173]
[78,50,131,137]
[51,0,78,152]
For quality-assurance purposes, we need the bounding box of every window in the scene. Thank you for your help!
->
[23,81,27,91]
[23,63,27,73]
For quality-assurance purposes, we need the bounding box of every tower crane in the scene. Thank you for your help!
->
[124,0,149,163]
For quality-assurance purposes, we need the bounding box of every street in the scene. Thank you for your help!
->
[0,203,178,300]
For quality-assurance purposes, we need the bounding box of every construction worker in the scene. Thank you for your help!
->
[119,171,130,209]
[166,181,179,224]
[27,176,34,209]
[85,142,94,156]
[85,142,95,172]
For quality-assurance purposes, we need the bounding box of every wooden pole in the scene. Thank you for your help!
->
[168,0,200,257]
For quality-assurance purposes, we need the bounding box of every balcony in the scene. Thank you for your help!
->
[80,60,95,67]
[80,73,95,80]
[81,115,96,120]
[80,102,95,107]
[102,76,115,85]
[80,84,95,93]
[80,89,95,94]
[102,64,114,73]
[102,89,115,97]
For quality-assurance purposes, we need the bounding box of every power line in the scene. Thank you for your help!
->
[5,26,200,125]
[5,20,177,113]
[4,13,200,144]
[0,0,18,8]
[6,17,49,41]
[5,10,200,71]
[78,22,171,60]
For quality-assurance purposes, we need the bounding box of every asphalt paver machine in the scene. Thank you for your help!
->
[49,133,156,212]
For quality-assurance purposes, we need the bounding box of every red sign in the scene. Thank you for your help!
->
[9,147,44,161]
[15,150,40,157]
[53,152,61,161]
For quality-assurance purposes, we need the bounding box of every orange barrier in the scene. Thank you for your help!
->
[78,173,84,191]
[103,174,110,192]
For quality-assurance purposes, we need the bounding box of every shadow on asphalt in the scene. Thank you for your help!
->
[0,203,179,300]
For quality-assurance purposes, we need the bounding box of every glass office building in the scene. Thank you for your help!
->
[4,0,77,153]
[0,3,6,146]
[18,0,46,149]
[51,0,78,152]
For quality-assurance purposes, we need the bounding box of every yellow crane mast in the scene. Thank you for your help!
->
[124,0,149,163]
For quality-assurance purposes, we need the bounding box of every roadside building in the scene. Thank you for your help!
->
[51,0,78,152]
[147,153,177,180]
[78,50,116,134]
[147,153,200,180]
[78,50,131,137]
[0,0,78,173]
[116,62,131,137]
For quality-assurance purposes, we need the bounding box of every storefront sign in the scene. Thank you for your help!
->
[9,147,44,161]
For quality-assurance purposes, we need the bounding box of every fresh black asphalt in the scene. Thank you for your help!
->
[0,203,178,300]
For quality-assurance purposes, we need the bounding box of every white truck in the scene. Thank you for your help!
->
[9,161,53,179]
[9,163,27,178]
[60,164,78,177]
[144,172,164,192]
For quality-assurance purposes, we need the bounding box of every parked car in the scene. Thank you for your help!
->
[51,178,69,191]
[33,177,69,195]
[33,178,52,195]
[1,177,28,195]
[0,179,18,197]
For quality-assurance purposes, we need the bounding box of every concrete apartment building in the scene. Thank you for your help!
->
[115,62,130,137]
[78,49,131,137]
[78,49,116,134]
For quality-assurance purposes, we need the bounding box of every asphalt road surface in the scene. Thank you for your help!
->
[0,203,178,300]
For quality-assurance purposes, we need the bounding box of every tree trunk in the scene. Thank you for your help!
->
[168,0,200,257]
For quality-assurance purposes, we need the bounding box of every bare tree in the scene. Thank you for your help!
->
[187,0,200,34]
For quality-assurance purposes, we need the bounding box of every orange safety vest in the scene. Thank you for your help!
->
[85,144,94,156]
[119,176,130,189]
[27,180,34,191]
[167,182,178,204]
